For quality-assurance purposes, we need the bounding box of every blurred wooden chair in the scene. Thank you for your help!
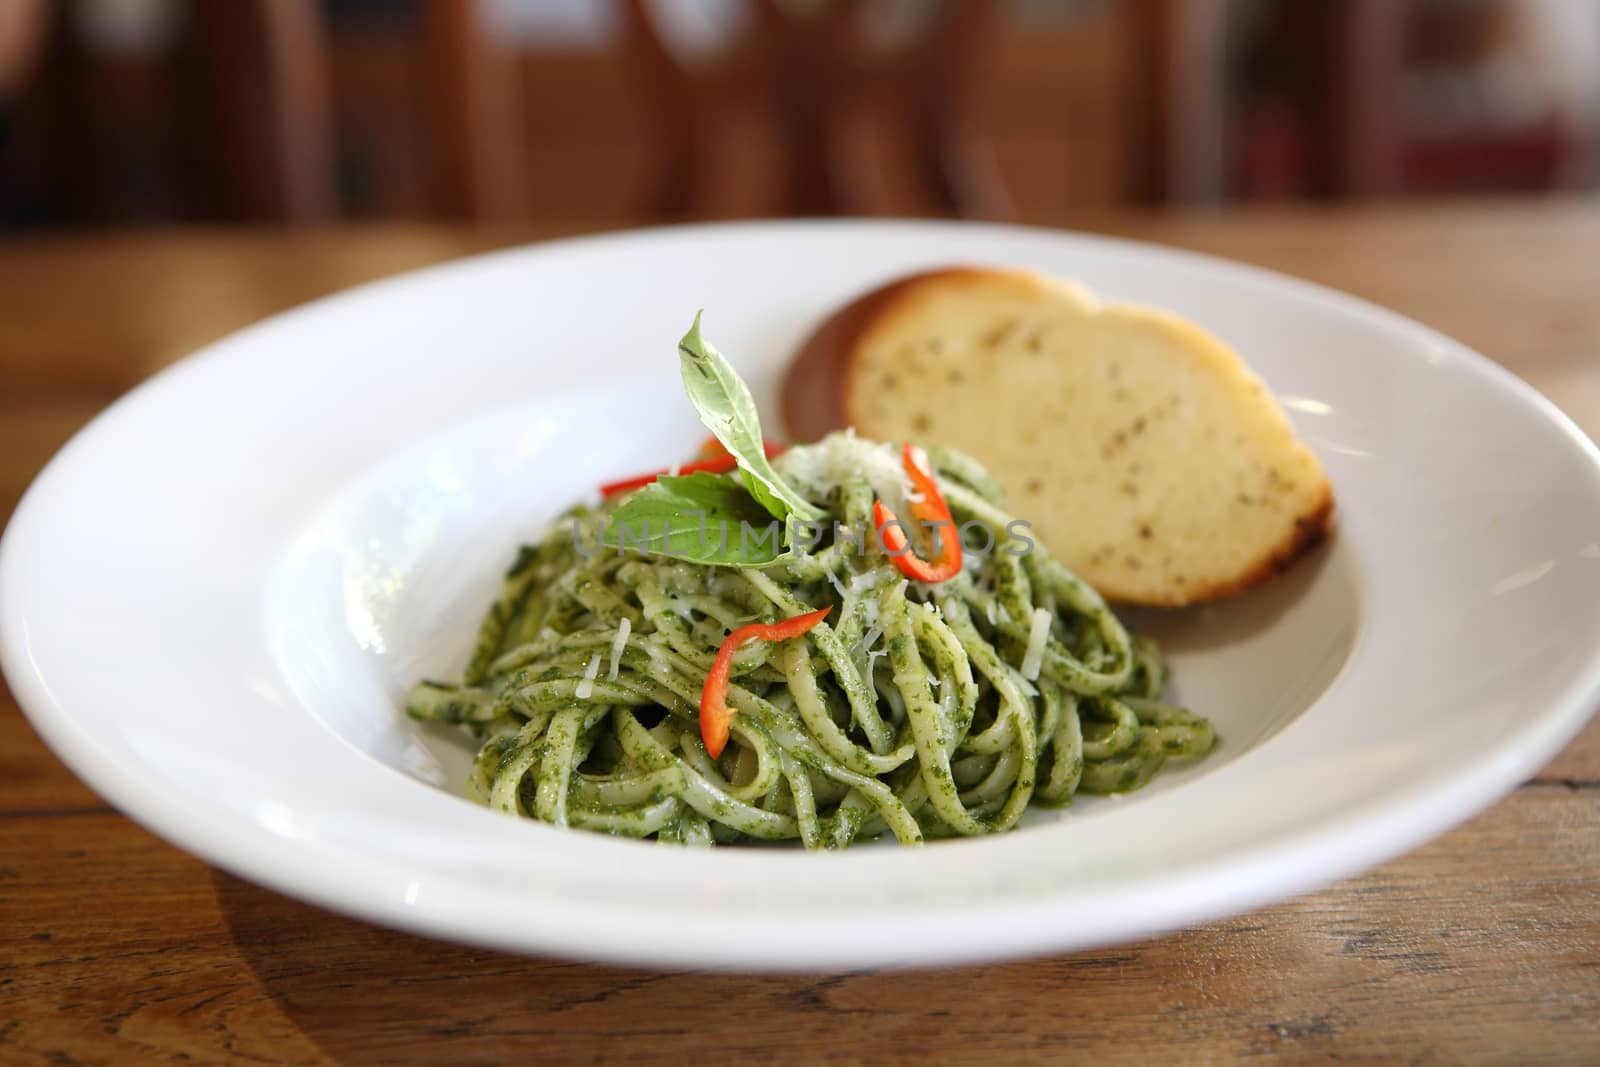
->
[20,0,1009,224]
[14,0,1364,224]
[187,0,1011,223]
[15,0,346,223]
[1122,0,1408,204]
[7,0,527,225]
[179,0,527,224]
[0,0,47,101]
[14,0,1398,224]
[618,0,1011,218]
[413,0,528,222]
[176,0,336,222]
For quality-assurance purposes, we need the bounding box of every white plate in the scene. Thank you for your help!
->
[4,221,1599,971]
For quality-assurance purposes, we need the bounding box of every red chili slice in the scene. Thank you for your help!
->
[873,442,962,584]
[599,441,787,498]
[700,606,831,757]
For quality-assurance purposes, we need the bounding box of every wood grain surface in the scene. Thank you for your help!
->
[2,201,1598,1065]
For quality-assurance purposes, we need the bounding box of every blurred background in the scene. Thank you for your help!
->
[1,0,1597,230]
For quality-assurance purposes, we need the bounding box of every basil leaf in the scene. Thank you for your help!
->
[606,472,788,566]
[678,312,824,524]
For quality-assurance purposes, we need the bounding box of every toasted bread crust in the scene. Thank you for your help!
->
[785,266,1335,607]
[1124,482,1335,606]
[784,267,1003,442]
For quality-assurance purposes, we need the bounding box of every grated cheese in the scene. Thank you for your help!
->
[1020,607,1051,681]
[575,652,602,699]
[790,432,911,511]
[608,617,631,680]
[860,624,883,655]
[866,648,887,677]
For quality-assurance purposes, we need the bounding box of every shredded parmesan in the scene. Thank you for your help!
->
[779,433,908,507]
[858,592,881,631]
[986,602,997,626]
[608,617,631,680]
[866,648,887,677]
[856,621,886,684]
[1020,607,1051,681]
[861,624,883,655]
[575,652,602,699]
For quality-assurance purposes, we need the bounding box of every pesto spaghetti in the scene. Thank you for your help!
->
[406,315,1215,847]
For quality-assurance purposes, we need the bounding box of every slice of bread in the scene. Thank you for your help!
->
[782,267,1332,606]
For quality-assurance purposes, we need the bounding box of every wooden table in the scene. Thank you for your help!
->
[3,201,1598,1065]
